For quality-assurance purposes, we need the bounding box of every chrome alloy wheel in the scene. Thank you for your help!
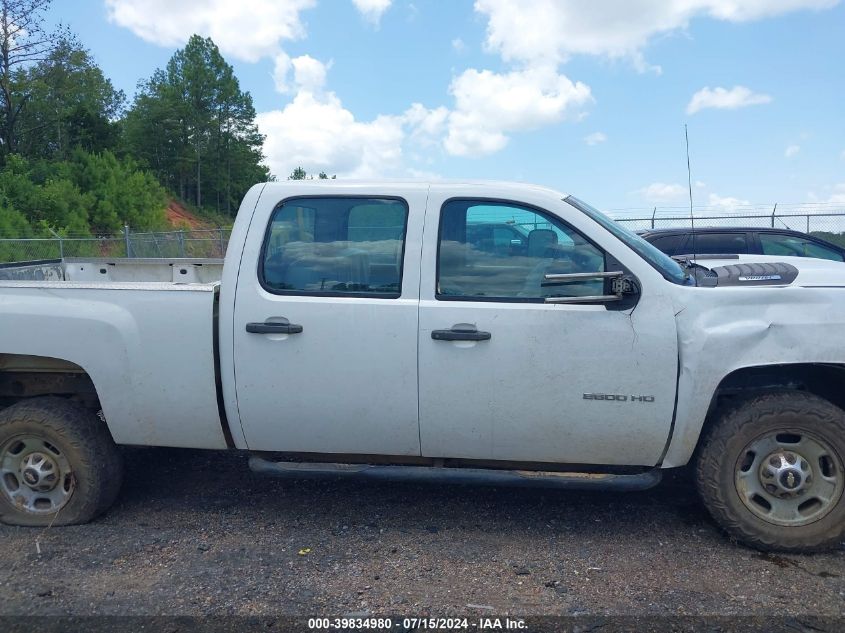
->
[0,435,75,515]
[735,430,843,527]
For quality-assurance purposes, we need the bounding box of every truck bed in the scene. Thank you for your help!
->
[0,260,228,450]
[0,258,224,284]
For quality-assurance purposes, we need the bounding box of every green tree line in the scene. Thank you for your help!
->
[0,0,269,241]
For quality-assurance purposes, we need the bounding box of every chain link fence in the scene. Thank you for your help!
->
[0,227,232,263]
[609,203,845,238]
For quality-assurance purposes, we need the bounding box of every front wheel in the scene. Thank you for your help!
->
[696,391,845,552]
[0,397,123,526]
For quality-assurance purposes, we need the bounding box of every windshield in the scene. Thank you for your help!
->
[565,196,691,285]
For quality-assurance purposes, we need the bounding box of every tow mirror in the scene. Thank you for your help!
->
[542,271,637,304]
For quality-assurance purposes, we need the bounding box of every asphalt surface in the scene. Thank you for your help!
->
[0,447,843,617]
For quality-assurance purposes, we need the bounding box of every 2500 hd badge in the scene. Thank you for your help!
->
[583,393,656,402]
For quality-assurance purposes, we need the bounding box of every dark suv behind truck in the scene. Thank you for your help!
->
[638,227,845,261]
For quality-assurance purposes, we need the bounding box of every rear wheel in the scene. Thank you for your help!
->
[696,391,845,552]
[0,397,123,526]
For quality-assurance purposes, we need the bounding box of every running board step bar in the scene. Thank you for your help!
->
[248,457,662,491]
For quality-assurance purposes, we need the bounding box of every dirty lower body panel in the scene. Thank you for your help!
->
[248,456,663,491]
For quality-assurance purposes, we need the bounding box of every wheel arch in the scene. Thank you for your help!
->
[663,362,845,469]
[697,362,845,452]
[0,353,101,412]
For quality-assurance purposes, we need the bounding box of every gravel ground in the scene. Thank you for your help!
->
[0,447,843,617]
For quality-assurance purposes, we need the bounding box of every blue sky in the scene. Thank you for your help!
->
[49,1,845,214]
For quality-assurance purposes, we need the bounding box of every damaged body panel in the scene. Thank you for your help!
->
[662,279,845,467]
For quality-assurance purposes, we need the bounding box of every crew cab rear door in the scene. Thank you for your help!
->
[417,187,679,466]
[231,185,425,455]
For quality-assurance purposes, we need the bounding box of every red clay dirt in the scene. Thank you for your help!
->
[165,200,213,230]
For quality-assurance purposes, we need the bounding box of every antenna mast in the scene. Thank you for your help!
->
[685,124,697,278]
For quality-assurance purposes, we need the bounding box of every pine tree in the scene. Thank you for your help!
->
[124,35,268,215]
[14,37,125,159]
[0,0,69,159]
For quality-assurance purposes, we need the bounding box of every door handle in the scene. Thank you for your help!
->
[246,318,303,334]
[431,324,491,341]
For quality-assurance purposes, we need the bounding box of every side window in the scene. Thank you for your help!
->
[437,200,606,301]
[649,234,688,256]
[804,241,845,262]
[261,197,408,297]
[760,234,845,262]
[690,232,748,254]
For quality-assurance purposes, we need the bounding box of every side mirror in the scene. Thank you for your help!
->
[542,271,637,304]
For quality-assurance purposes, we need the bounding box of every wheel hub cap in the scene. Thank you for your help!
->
[0,436,74,515]
[20,452,60,492]
[760,450,812,498]
[735,431,843,527]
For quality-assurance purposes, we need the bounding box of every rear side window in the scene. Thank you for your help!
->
[760,234,845,262]
[687,232,748,255]
[648,234,688,256]
[261,197,408,297]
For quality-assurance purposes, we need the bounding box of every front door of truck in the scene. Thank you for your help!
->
[417,190,679,466]
[232,188,425,455]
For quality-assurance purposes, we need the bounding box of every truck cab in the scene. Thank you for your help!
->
[221,182,679,465]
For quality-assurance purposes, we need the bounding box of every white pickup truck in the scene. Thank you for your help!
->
[2,181,845,552]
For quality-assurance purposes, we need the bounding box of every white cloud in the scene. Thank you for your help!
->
[444,66,592,157]
[260,58,396,178]
[474,0,837,68]
[259,66,451,177]
[272,53,332,94]
[292,55,330,92]
[105,0,315,62]
[708,193,751,209]
[785,144,800,158]
[404,103,450,147]
[272,52,292,93]
[451,38,466,53]
[686,85,772,114]
[840,150,845,160]
[695,180,707,188]
[259,63,594,174]
[352,0,392,25]
[639,182,689,203]
[258,92,405,179]
[584,131,607,146]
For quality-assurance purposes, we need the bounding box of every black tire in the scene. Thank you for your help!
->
[0,397,123,526]
[696,391,845,552]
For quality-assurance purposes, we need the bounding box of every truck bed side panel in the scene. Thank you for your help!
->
[0,284,226,449]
